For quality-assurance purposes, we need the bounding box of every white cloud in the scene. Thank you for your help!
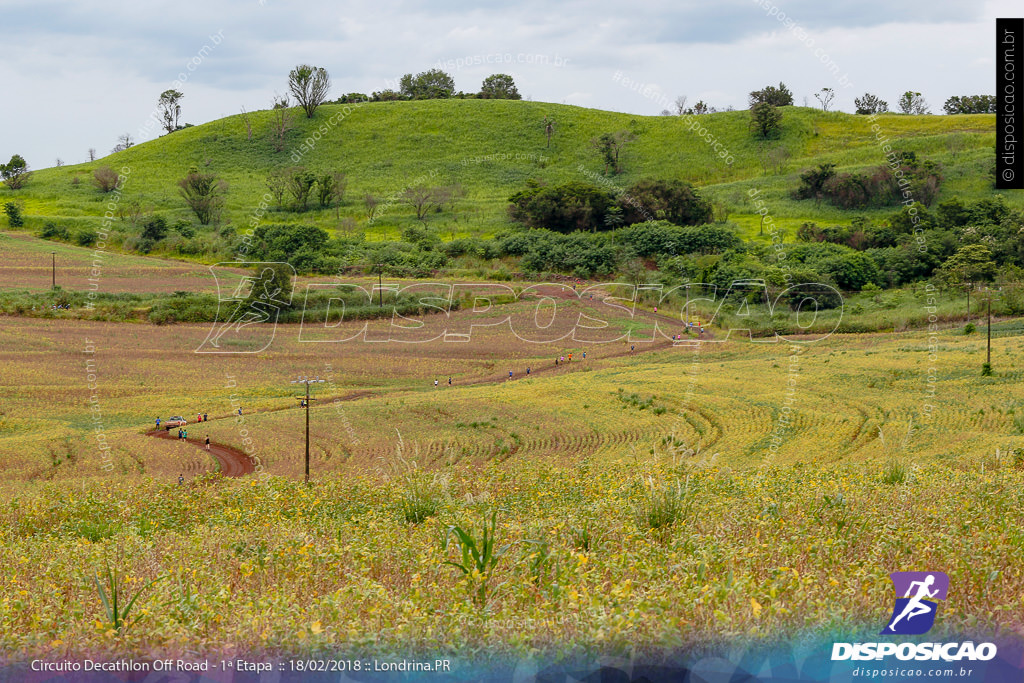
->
[0,0,1004,165]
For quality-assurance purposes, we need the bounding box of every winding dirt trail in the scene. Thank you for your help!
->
[143,289,716,478]
[146,429,255,477]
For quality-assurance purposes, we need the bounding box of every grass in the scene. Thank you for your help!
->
[1,459,1021,658]
[1,102,1009,245]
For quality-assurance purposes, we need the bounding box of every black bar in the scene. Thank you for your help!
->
[997,18,1023,189]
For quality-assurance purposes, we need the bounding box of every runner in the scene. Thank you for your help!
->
[178,474,184,485]
[203,412,208,422]
[448,377,452,386]
[238,407,242,416]
[197,413,202,423]
[434,379,438,387]
[568,353,572,362]
[582,351,586,359]
[509,370,513,379]
[205,436,211,451]
[526,367,531,375]
[156,417,161,429]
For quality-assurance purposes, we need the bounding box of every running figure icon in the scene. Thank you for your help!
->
[887,575,938,632]
[880,571,949,635]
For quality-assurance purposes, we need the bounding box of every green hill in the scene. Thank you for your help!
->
[4,100,1003,242]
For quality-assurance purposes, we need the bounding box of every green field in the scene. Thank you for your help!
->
[3,101,1004,244]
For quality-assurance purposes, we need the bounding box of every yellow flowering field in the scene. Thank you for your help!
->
[0,457,1021,660]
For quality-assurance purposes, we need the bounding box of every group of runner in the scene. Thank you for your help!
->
[175,428,212,451]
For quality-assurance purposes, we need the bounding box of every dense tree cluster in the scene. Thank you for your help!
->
[793,152,942,209]
[508,178,712,233]
[942,95,997,114]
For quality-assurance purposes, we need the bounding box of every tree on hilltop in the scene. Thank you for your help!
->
[480,74,521,99]
[158,89,184,133]
[288,65,331,118]
[854,93,888,114]
[749,82,793,108]
[1,154,32,190]
[399,69,455,99]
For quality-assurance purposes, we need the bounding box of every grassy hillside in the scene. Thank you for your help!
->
[3,101,1002,244]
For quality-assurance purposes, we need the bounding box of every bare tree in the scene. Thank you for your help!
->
[92,166,120,192]
[116,199,145,225]
[111,134,134,153]
[543,116,555,148]
[444,183,465,214]
[364,193,380,221]
[87,148,97,162]
[400,185,446,221]
[288,64,331,118]
[240,106,253,142]
[266,168,288,209]
[673,95,688,116]
[814,87,835,111]
[768,146,790,175]
[269,95,295,152]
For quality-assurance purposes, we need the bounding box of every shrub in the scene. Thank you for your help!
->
[92,166,120,192]
[4,202,24,228]
[619,178,713,227]
[74,230,97,247]
[40,222,70,240]
[508,181,615,232]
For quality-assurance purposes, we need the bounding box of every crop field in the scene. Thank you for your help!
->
[2,280,1024,659]
[0,231,250,294]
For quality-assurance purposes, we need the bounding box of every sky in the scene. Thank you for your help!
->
[0,0,1015,167]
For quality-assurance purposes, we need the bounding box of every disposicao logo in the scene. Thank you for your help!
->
[881,571,948,635]
[831,571,998,662]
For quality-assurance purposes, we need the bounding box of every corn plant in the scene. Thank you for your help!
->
[442,509,509,607]
[92,563,165,633]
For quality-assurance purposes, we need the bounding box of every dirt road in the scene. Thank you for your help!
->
[147,429,255,477]
[143,290,713,478]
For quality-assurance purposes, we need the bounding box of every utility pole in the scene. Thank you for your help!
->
[986,295,992,368]
[377,263,384,308]
[51,252,56,289]
[966,282,970,324]
[291,376,324,484]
